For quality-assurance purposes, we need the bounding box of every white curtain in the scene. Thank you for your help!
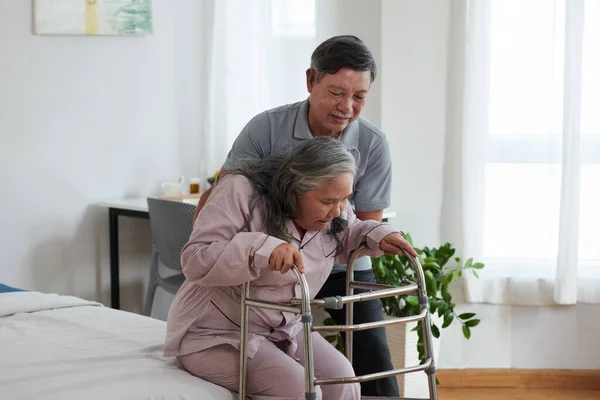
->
[444,0,600,305]
[198,0,317,181]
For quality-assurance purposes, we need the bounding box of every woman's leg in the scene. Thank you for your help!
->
[178,341,321,400]
[294,332,361,400]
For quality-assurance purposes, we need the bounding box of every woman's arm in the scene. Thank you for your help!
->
[182,175,286,287]
[334,203,415,264]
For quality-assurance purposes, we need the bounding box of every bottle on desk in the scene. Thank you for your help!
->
[189,177,201,194]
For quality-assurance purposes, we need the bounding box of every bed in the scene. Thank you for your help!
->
[0,285,237,400]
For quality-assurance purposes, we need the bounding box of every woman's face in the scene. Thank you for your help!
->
[294,172,354,232]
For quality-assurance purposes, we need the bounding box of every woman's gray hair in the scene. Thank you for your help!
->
[231,137,356,251]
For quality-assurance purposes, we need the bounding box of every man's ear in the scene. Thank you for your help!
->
[306,68,316,92]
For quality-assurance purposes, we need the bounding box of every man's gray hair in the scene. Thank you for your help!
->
[310,35,377,82]
[231,137,356,248]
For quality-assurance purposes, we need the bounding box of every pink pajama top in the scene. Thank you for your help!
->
[163,174,398,359]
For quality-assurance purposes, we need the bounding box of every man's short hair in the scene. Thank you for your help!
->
[310,35,377,82]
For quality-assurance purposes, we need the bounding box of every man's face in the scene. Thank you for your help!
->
[306,67,371,137]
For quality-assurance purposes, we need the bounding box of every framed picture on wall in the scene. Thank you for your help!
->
[33,0,153,36]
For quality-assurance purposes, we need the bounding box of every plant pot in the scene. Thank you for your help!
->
[385,315,442,398]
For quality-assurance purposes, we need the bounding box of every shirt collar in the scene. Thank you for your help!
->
[293,98,360,151]
[286,219,323,246]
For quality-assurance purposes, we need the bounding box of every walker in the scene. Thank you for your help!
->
[239,244,438,400]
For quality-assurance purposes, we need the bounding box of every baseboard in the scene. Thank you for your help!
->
[437,369,600,391]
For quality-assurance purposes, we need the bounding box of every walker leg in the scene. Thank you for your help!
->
[420,310,438,400]
[416,269,438,400]
[345,260,355,364]
[239,282,250,400]
[302,315,316,399]
[295,268,317,400]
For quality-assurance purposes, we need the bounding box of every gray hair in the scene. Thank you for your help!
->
[310,35,377,83]
[231,137,356,250]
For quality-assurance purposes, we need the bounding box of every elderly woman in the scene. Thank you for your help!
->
[164,137,415,400]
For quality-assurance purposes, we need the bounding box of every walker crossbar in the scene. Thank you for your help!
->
[311,309,428,333]
[290,282,419,309]
[239,244,438,400]
[315,358,432,386]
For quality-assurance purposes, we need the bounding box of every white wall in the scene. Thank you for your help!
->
[440,292,600,369]
[379,0,600,371]
[381,0,449,247]
[0,0,204,313]
[316,0,382,127]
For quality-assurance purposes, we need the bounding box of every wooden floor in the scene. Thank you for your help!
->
[437,388,600,399]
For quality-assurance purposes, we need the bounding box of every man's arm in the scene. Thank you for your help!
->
[352,137,392,223]
[354,209,383,222]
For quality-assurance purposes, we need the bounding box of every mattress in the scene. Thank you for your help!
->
[0,290,237,400]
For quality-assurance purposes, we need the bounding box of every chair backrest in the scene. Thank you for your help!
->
[147,198,197,270]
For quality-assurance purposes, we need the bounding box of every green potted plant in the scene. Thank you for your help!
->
[370,233,483,361]
[324,233,484,393]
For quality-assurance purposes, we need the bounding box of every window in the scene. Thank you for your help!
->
[480,0,600,278]
[267,0,316,106]
[271,0,316,37]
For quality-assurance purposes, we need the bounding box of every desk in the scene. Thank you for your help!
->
[98,197,396,310]
[97,197,199,310]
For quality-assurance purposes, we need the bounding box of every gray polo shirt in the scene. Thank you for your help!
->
[223,98,392,272]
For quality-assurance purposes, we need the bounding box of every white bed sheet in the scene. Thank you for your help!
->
[0,292,237,400]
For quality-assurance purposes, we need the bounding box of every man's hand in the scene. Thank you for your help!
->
[379,232,418,257]
[269,243,305,274]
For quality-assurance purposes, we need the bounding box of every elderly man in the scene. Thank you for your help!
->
[193,35,398,397]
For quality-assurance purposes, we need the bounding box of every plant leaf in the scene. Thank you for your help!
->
[424,270,437,297]
[440,277,451,302]
[442,312,454,328]
[423,262,442,273]
[450,269,461,283]
[465,319,480,327]
[473,262,485,269]
[472,270,479,278]
[431,324,440,338]
[442,288,452,303]
[405,295,419,306]
[437,301,447,316]
[462,324,471,339]
[458,312,476,320]
[429,298,437,314]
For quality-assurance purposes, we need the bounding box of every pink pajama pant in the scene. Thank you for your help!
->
[178,332,360,400]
